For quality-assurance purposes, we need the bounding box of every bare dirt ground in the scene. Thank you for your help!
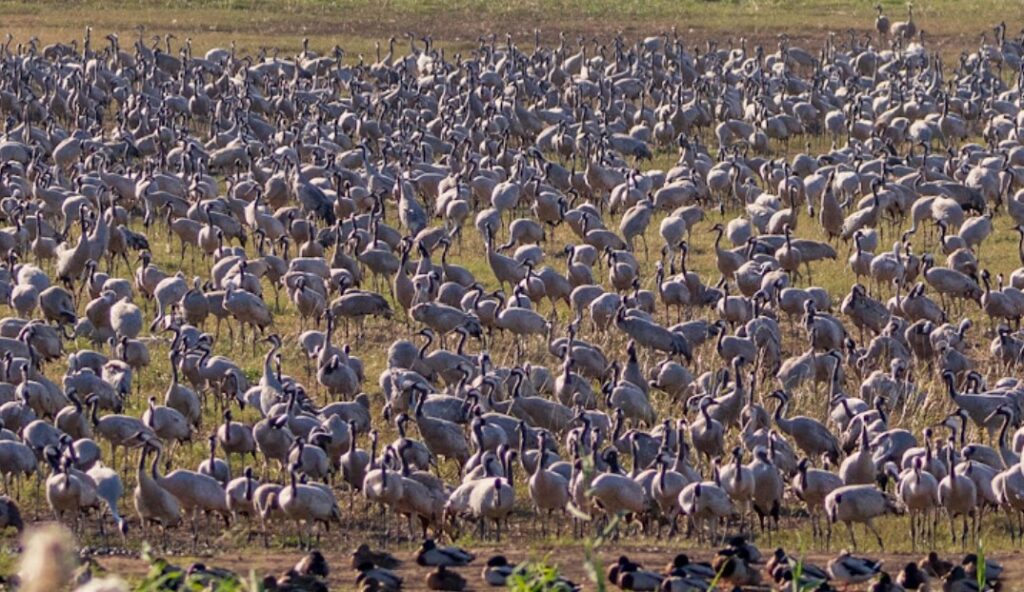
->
[4,0,1020,58]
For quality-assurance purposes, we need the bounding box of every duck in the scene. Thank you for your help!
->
[766,548,789,575]
[896,562,928,590]
[615,565,664,591]
[426,565,466,591]
[942,566,980,592]
[354,561,403,590]
[660,574,718,592]
[712,547,760,587]
[186,563,242,589]
[773,566,836,591]
[607,556,645,583]
[722,535,763,564]
[352,543,401,570]
[868,572,906,592]
[828,551,882,584]
[416,539,475,567]
[294,551,329,579]
[767,548,829,583]
[272,569,328,592]
[482,555,518,586]
[664,554,715,579]
[768,550,830,585]
[961,553,1001,582]
[919,552,953,578]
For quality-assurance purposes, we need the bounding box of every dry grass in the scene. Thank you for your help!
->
[3,0,1024,56]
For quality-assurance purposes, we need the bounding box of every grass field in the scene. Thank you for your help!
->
[4,0,1024,56]
[4,0,1024,589]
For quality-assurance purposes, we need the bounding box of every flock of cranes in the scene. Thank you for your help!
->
[0,3,1023,589]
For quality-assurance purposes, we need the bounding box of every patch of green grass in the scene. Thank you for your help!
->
[508,558,573,591]
[138,554,261,592]
[0,550,17,579]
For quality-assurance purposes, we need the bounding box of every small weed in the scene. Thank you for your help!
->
[508,558,577,592]
[977,539,986,590]
[138,544,263,592]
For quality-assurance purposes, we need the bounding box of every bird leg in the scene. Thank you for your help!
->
[191,509,200,553]
[845,521,857,551]
[1017,510,1024,547]
[910,511,917,552]
[866,519,884,551]
[32,473,41,519]
[380,505,390,547]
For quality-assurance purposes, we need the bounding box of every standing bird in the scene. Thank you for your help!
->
[875,4,890,39]
[769,391,840,465]
[88,461,128,541]
[938,445,977,549]
[133,443,182,537]
[825,484,901,550]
